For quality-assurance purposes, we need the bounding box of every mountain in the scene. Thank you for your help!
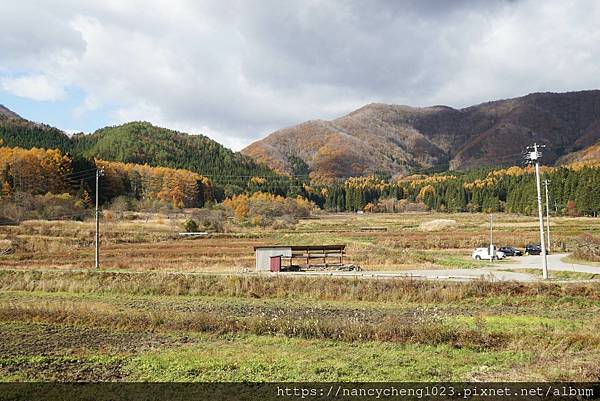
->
[0,105,22,120]
[0,106,279,185]
[71,121,277,182]
[0,105,73,152]
[558,138,600,166]
[242,90,600,180]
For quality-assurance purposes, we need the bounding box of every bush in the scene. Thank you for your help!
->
[223,192,314,226]
[0,192,87,223]
[191,209,226,233]
[573,233,600,262]
[137,199,173,213]
[183,218,199,233]
[109,195,136,212]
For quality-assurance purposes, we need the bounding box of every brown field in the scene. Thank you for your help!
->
[2,212,600,382]
[1,212,598,272]
[0,213,600,272]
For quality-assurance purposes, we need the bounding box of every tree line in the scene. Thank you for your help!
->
[1,144,599,218]
[0,146,213,210]
[312,166,600,216]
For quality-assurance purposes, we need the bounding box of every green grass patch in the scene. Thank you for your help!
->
[451,315,587,334]
[126,334,531,382]
[561,255,600,268]
[499,268,600,281]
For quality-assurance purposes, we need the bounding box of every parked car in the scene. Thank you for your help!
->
[498,246,523,256]
[472,247,506,260]
[525,244,547,255]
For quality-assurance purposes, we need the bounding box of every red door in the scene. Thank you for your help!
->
[270,256,281,272]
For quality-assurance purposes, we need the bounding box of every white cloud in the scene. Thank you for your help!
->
[0,74,66,101]
[1,0,600,150]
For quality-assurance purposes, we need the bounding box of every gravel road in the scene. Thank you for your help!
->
[279,253,600,282]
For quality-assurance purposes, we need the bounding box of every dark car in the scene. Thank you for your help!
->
[525,244,545,255]
[499,246,523,256]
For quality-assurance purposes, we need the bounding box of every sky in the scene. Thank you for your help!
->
[1,0,600,151]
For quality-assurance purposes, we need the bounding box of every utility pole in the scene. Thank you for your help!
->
[489,214,494,261]
[95,168,104,269]
[525,143,548,279]
[544,179,551,253]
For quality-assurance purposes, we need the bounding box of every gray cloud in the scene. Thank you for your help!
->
[1,0,599,150]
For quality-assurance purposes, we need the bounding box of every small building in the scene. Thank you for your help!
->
[254,245,346,271]
[253,246,293,271]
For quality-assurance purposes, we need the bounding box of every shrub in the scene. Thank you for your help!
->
[0,192,87,223]
[109,195,136,212]
[573,233,600,262]
[183,218,199,233]
[223,192,314,226]
[191,209,226,232]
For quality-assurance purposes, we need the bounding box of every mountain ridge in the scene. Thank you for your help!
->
[0,104,22,120]
[242,90,600,179]
[0,107,280,187]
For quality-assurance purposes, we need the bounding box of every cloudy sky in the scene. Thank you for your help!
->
[1,0,599,150]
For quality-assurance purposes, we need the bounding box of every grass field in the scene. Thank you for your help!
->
[2,212,599,272]
[1,212,600,381]
[1,272,599,381]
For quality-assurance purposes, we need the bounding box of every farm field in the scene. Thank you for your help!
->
[1,212,600,381]
[2,212,600,272]
[1,271,600,381]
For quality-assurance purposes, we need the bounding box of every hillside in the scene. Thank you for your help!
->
[0,105,73,152]
[558,138,600,167]
[71,122,277,182]
[0,105,21,120]
[0,106,279,186]
[242,90,600,180]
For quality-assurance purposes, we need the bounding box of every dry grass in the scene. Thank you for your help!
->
[2,270,600,304]
[0,301,508,349]
[418,219,457,232]
[1,212,599,271]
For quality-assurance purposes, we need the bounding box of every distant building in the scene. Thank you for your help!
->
[253,246,292,271]
[253,245,345,271]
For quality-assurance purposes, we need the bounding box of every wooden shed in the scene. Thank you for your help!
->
[254,245,346,271]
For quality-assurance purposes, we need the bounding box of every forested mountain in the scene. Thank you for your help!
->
[71,122,281,187]
[0,105,73,152]
[558,139,600,167]
[0,107,286,193]
[242,90,600,180]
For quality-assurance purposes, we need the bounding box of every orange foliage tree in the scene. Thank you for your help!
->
[95,160,212,208]
[0,146,72,196]
[223,192,314,225]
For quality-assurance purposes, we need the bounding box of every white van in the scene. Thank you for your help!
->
[472,247,505,260]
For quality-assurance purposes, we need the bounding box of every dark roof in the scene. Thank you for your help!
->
[254,245,345,251]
